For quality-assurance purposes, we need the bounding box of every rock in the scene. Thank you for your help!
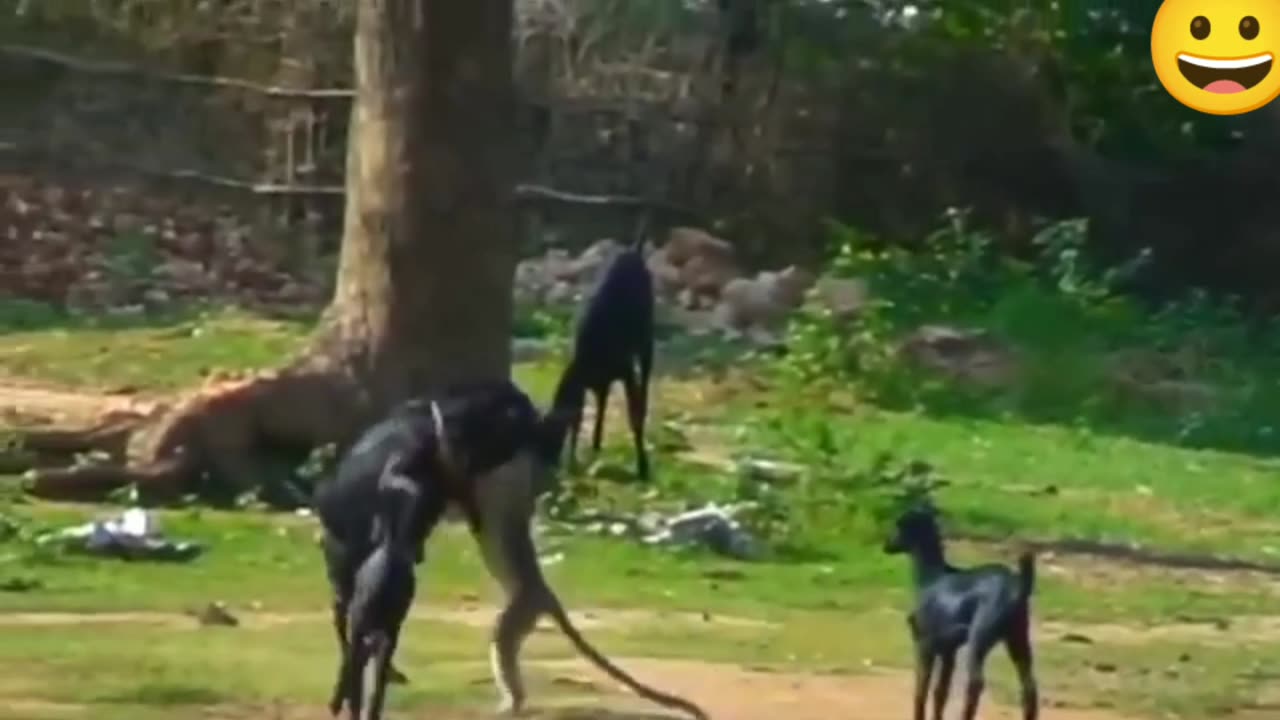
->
[192,601,239,627]
[572,238,624,283]
[679,252,739,308]
[897,325,1021,387]
[545,280,576,305]
[663,226,735,267]
[809,276,870,319]
[646,247,683,299]
[1102,349,1222,413]
[658,227,741,308]
[715,265,816,331]
[737,457,806,485]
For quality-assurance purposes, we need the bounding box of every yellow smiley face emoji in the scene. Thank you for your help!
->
[1151,0,1280,115]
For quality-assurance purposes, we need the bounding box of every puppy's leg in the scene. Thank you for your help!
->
[328,636,353,716]
[565,410,582,472]
[959,623,1000,720]
[1005,611,1039,720]
[589,385,609,454]
[621,364,650,481]
[380,483,448,686]
[932,648,956,720]
[909,618,934,720]
[322,534,354,671]
[367,632,396,720]
[346,637,368,720]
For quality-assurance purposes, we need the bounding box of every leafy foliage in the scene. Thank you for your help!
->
[776,211,1280,455]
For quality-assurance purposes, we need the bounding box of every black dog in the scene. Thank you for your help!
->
[884,505,1039,720]
[329,464,419,720]
[316,380,705,719]
[551,246,655,480]
[314,379,550,685]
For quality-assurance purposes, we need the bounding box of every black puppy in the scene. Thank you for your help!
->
[884,505,1039,720]
[329,464,419,720]
[315,379,546,685]
[551,246,655,480]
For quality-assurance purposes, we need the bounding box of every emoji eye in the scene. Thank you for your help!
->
[1191,15,1211,40]
[1241,16,1260,40]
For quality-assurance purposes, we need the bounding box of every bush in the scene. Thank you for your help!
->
[772,211,1280,455]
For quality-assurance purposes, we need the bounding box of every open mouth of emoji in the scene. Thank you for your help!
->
[1178,52,1274,94]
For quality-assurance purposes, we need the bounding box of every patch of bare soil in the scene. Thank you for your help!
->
[0,698,86,719]
[527,657,1150,720]
[109,659,1150,720]
[0,660,1151,720]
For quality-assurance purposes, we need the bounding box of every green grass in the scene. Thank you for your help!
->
[0,306,309,391]
[0,496,1273,719]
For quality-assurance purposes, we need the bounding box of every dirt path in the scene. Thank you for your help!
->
[0,658,1148,720]
[0,604,1162,717]
[533,657,1147,720]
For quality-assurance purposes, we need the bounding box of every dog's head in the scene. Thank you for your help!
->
[883,502,941,555]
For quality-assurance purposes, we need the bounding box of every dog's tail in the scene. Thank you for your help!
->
[1017,550,1036,601]
[630,208,652,252]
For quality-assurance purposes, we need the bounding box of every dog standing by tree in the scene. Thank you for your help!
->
[550,240,656,481]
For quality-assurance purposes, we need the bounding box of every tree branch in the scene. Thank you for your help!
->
[0,44,354,99]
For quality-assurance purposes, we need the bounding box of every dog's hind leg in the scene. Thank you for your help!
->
[959,612,1002,720]
[590,384,610,454]
[932,648,956,720]
[323,534,355,680]
[908,616,934,720]
[345,640,368,720]
[565,409,582,472]
[621,364,650,480]
[1004,610,1039,720]
[367,632,397,720]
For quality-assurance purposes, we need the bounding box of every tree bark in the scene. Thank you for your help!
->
[308,0,518,401]
[22,0,521,501]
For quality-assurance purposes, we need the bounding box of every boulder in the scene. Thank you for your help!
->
[897,325,1020,387]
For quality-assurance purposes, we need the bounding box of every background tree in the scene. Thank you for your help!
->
[28,0,520,500]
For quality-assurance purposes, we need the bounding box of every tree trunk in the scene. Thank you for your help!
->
[24,0,520,501]
[308,0,518,401]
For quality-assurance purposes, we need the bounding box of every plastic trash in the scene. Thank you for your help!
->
[38,507,204,563]
[642,503,762,561]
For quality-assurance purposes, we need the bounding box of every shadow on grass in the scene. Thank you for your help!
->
[95,683,230,706]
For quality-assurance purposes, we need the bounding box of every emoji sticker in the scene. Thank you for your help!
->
[1151,0,1280,115]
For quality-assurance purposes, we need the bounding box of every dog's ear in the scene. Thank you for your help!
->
[902,495,939,521]
[377,455,419,496]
